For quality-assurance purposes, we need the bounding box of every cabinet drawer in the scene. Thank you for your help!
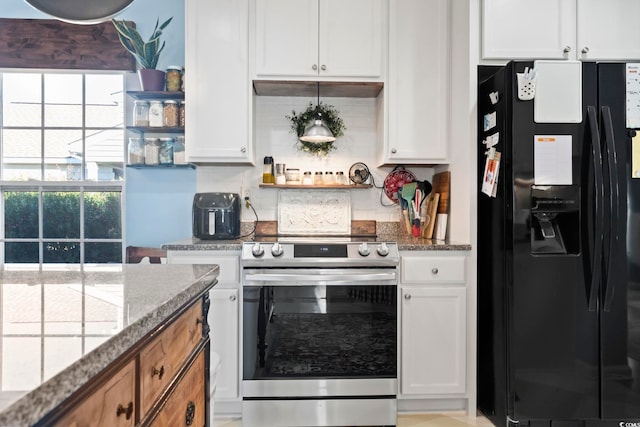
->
[401,255,466,284]
[140,300,203,417]
[150,350,207,427]
[54,360,135,427]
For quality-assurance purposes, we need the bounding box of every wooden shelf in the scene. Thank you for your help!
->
[127,126,184,134]
[253,81,383,98]
[259,183,371,189]
[127,91,185,100]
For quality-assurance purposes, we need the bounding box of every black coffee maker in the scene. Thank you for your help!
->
[192,193,241,240]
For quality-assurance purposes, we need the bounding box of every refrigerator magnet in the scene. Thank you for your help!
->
[483,112,497,131]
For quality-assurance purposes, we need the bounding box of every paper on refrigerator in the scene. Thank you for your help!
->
[534,135,572,185]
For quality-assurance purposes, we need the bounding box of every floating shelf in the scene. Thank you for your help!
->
[126,164,195,170]
[259,183,372,189]
[127,91,184,100]
[127,126,184,134]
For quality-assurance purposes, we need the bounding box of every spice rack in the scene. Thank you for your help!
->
[126,91,190,168]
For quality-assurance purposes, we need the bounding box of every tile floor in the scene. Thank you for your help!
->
[214,412,496,427]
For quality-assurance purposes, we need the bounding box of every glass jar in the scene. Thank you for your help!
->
[285,168,300,183]
[144,138,160,165]
[133,100,149,127]
[302,171,313,185]
[158,137,174,165]
[165,66,183,92]
[324,171,335,185]
[148,101,164,127]
[127,137,145,165]
[263,156,274,183]
[336,171,347,185]
[314,171,323,185]
[163,100,179,127]
[173,136,186,165]
[179,101,186,127]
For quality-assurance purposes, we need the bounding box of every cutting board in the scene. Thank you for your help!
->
[422,192,440,239]
[432,171,450,214]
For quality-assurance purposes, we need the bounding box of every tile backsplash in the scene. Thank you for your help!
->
[196,95,435,222]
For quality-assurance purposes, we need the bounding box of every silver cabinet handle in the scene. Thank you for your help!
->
[240,147,246,153]
[321,64,327,71]
[404,293,411,300]
[391,148,397,154]
[312,64,318,70]
[229,295,237,301]
[582,47,590,54]
[563,46,572,53]
[431,268,439,275]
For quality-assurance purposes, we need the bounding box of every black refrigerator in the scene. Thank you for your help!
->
[477,61,640,427]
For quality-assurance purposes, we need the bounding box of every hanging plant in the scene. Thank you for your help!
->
[286,101,346,156]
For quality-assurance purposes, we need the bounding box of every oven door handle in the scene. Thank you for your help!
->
[243,271,397,285]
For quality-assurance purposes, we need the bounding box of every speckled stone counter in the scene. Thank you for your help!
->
[0,263,218,426]
[162,222,471,252]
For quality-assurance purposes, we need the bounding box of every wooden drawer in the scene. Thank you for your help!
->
[139,300,203,417]
[54,360,135,427]
[150,350,206,427]
[401,255,466,284]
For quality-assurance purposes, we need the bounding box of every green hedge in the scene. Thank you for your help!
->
[4,191,122,263]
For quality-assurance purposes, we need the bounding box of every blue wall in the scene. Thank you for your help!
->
[2,0,195,248]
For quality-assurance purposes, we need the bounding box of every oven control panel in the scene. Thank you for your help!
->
[241,241,400,267]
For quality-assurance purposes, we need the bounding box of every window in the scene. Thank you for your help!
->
[1,71,124,264]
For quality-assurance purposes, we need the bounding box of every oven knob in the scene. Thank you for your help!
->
[251,242,264,257]
[271,242,284,257]
[358,242,371,256]
[377,242,390,257]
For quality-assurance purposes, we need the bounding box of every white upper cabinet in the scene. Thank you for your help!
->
[482,0,640,61]
[254,0,384,79]
[382,0,449,165]
[185,0,254,164]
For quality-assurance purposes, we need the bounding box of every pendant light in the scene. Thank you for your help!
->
[299,82,336,144]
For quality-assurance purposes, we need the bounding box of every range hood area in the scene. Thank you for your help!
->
[252,80,383,98]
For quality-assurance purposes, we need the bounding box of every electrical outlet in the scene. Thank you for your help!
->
[241,187,251,200]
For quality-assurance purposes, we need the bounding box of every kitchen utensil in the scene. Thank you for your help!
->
[383,166,417,203]
[401,182,417,221]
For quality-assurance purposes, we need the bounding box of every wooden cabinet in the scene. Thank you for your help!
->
[254,0,384,79]
[399,253,467,396]
[185,0,254,165]
[382,0,449,165]
[482,0,640,61]
[167,250,241,415]
[49,294,210,427]
[54,360,136,427]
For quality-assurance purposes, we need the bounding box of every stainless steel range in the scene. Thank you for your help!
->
[241,240,399,427]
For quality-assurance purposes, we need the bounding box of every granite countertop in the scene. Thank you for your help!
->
[162,222,471,252]
[0,263,218,426]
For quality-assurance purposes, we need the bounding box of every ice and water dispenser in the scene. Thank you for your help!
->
[530,186,580,254]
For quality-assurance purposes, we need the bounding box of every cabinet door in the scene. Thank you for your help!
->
[385,0,448,164]
[211,288,239,399]
[577,0,640,60]
[481,0,576,60]
[54,360,136,427]
[254,0,319,77]
[319,0,383,78]
[150,350,207,427]
[400,286,466,395]
[185,0,253,164]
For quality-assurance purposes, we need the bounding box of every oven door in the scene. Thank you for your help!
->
[242,268,397,389]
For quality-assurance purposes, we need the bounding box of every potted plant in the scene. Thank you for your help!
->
[112,17,173,91]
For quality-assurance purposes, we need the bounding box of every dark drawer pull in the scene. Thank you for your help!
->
[185,400,196,426]
[116,401,133,420]
[152,365,165,379]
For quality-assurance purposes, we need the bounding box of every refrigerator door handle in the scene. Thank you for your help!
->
[601,106,619,311]
[586,106,604,312]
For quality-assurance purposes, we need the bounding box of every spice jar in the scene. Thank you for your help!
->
[148,101,164,127]
[144,138,160,165]
[324,171,335,185]
[263,156,274,183]
[165,66,183,92]
[127,137,145,165]
[163,100,179,127]
[173,136,186,165]
[158,137,174,164]
[314,171,324,185]
[336,171,347,185]
[179,101,185,127]
[302,171,313,185]
[133,100,149,126]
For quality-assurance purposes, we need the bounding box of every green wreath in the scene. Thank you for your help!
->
[286,102,346,156]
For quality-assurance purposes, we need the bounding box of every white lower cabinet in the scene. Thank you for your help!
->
[166,251,241,415]
[399,252,468,402]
